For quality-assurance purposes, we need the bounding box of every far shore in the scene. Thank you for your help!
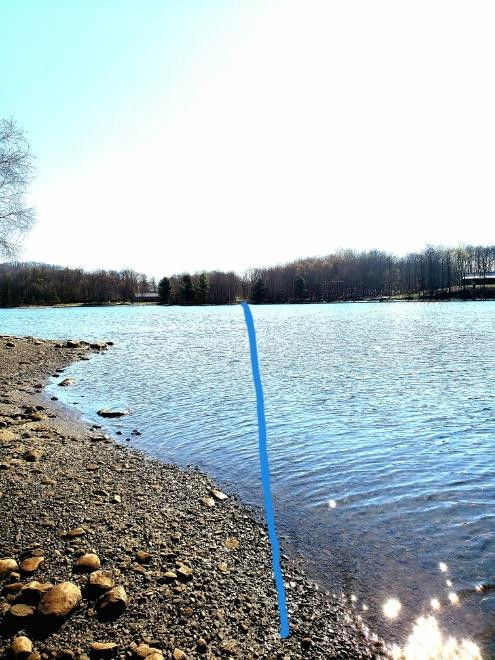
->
[1,293,495,311]
[0,335,384,658]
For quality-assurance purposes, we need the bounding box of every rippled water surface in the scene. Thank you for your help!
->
[1,302,494,653]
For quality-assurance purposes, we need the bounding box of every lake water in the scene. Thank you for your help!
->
[1,302,494,655]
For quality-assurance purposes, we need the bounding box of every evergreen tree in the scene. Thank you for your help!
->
[179,274,195,304]
[158,276,171,304]
[196,272,209,304]
[293,274,306,301]
[250,278,266,304]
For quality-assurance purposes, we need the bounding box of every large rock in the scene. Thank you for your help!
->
[38,582,82,618]
[0,557,18,576]
[97,586,128,616]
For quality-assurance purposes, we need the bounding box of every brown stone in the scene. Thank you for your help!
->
[10,636,33,658]
[21,581,53,604]
[38,582,82,618]
[4,582,24,593]
[21,556,44,574]
[225,537,240,550]
[74,553,101,572]
[65,527,86,537]
[0,429,16,442]
[97,586,128,616]
[89,643,118,657]
[133,645,160,659]
[196,639,207,654]
[24,449,42,462]
[41,478,56,486]
[135,550,152,564]
[0,557,18,576]
[9,603,35,621]
[176,565,193,582]
[172,651,188,660]
[88,570,114,595]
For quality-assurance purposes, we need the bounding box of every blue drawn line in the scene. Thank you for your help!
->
[240,301,290,639]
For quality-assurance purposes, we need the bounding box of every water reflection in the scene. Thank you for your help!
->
[390,616,481,659]
[383,598,402,619]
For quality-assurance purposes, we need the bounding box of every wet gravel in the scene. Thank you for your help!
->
[0,335,386,659]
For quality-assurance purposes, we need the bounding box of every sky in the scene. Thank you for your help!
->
[1,0,495,278]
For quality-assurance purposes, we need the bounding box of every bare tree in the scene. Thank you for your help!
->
[0,119,35,258]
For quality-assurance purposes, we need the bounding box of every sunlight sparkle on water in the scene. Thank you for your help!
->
[439,562,448,573]
[448,592,460,605]
[390,616,481,660]
[430,598,440,611]
[327,499,337,509]
[383,598,402,619]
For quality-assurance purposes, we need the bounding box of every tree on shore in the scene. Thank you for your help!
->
[250,278,267,304]
[0,119,35,258]
[293,274,306,301]
[158,276,171,304]
[179,273,195,304]
[195,272,209,304]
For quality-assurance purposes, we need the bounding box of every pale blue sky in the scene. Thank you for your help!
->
[2,1,495,277]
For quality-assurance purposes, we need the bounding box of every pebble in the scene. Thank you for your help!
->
[97,586,128,615]
[172,651,187,660]
[38,582,82,618]
[0,557,18,576]
[88,570,114,594]
[9,603,36,621]
[176,565,193,582]
[65,527,86,537]
[21,581,53,603]
[41,478,56,485]
[59,378,76,387]
[0,429,16,442]
[210,488,228,501]
[74,553,101,572]
[89,643,118,657]
[10,636,33,658]
[135,550,152,564]
[196,639,207,653]
[200,497,215,508]
[133,645,160,659]
[21,556,44,574]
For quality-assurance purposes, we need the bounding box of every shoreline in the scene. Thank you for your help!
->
[0,336,385,659]
[1,294,494,311]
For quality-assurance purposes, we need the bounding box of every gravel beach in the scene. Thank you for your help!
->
[0,336,385,659]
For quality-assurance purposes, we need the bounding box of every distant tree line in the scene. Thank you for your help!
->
[158,244,495,305]
[1,244,494,308]
[0,262,154,307]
